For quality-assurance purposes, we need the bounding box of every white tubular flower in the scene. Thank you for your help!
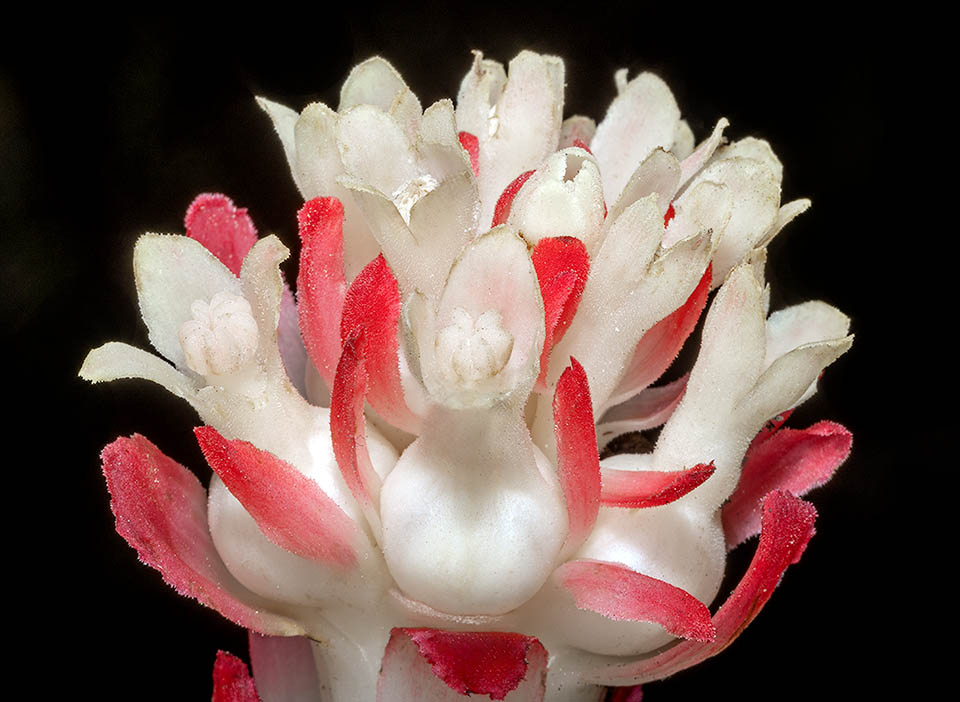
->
[82,51,854,702]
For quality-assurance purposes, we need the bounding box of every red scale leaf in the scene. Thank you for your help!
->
[532,237,590,388]
[600,463,715,509]
[330,335,381,523]
[491,170,535,227]
[378,628,548,701]
[185,193,258,276]
[553,358,602,550]
[297,197,348,385]
[557,560,716,642]
[101,435,298,635]
[212,651,260,702]
[458,131,480,177]
[340,255,420,434]
[723,421,851,549]
[194,426,359,568]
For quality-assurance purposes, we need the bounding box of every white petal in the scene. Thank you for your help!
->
[339,56,422,143]
[337,105,420,197]
[293,102,378,281]
[475,51,565,227]
[716,136,783,183]
[765,301,851,367]
[134,234,240,369]
[758,197,811,249]
[592,72,681,204]
[344,169,479,302]
[663,180,732,249]
[678,117,729,188]
[654,264,766,511]
[455,51,506,138]
[419,99,459,147]
[547,195,712,412]
[79,341,202,409]
[741,335,853,424]
[681,156,780,282]
[256,96,299,176]
[607,148,680,226]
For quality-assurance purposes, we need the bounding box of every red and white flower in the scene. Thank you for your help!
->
[82,51,853,701]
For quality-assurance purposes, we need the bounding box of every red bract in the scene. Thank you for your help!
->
[588,491,818,685]
[297,197,348,384]
[491,170,535,227]
[185,194,258,276]
[100,435,301,636]
[212,651,260,702]
[599,463,715,509]
[379,629,549,701]
[194,425,359,567]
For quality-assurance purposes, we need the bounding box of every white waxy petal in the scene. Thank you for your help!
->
[508,148,606,250]
[293,102,380,281]
[715,136,783,183]
[455,51,507,139]
[472,51,565,227]
[758,197,811,250]
[337,105,420,198]
[255,96,299,176]
[134,234,241,370]
[765,301,851,368]
[380,405,566,615]
[607,148,681,225]
[678,118,729,188]
[654,264,767,511]
[679,156,780,282]
[79,341,202,411]
[592,71,681,205]
[339,56,422,144]
[179,292,259,377]
[662,180,732,249]
[419,99,460,147]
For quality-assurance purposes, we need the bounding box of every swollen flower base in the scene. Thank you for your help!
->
[82,51,853,701]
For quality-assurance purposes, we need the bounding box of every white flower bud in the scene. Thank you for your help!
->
[435,307,514,386]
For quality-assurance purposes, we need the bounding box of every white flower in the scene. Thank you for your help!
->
[82,51,853,701]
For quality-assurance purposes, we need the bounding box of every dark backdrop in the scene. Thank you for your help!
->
[3,5,932,700]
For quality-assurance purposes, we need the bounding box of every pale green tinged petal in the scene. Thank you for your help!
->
[339,56,422,144]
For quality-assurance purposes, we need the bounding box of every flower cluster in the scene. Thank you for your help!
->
[82,51,853,701]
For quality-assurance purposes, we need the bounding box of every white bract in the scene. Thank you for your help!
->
[82,51,853,702]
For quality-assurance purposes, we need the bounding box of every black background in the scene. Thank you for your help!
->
[3,5,936,700]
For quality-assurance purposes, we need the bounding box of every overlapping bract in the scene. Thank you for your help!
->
[82,51,853,701]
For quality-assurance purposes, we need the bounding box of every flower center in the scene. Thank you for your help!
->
[435,307,514,386]
[178,292,258,376]
[391,174,440,225]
